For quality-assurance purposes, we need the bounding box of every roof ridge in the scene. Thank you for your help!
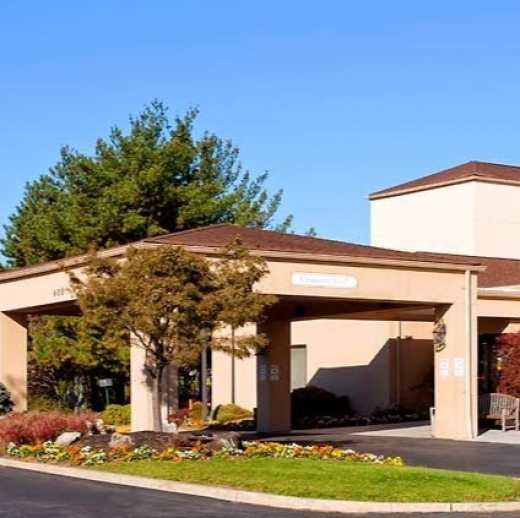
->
[143,223,237,242]
[370,160,520,199]
[469,160,520,170]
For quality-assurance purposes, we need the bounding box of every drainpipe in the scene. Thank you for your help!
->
[395,321,402,405]
[465,270,475,438]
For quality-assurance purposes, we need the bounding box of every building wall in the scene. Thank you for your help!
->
[211,319,435,415]
[371,180,520,260]
[370,182,477,255]
[292,319,393,414]
[474,182,520,259]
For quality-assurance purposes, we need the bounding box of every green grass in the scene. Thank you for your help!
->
[96,458,520,503]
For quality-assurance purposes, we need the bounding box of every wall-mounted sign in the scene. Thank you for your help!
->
[259,365,267,382]
[270,365,280,381]
[439,358,450,377]
[453,358,465,377]
[291,272,358,289]
[53,287,71,297]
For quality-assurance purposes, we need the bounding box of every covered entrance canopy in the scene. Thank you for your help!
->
[2,223,515,440]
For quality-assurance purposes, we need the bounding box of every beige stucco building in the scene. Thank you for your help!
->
[212,161,520,435]
[2,160,520,440]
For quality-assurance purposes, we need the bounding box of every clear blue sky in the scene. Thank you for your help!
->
[1,1,520,247]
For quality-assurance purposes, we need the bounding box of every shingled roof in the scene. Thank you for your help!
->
[144,224,480,267]
[414,251,520,289]
[370,161,520,199]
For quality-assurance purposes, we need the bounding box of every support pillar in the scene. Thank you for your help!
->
[256,319,291,433]
[130,338,178,431]
[433,273,478,439]
[0,312,28,412]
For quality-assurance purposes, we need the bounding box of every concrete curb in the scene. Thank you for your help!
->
[1,457,520,514]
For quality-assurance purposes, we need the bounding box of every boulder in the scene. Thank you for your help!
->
[55,431,81,447]
[162,422,178,434]
[207,431,243,451]
[108,432,135,449]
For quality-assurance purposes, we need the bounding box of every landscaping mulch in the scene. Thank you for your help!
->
[75,431,201,454]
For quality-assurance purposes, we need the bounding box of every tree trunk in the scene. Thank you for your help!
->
[231,327,236,404]
[150,367,164,432]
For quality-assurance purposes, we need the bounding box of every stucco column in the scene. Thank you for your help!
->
[433,273,478,439]
[130,336,178,431]
[0,312,28,412]
[256,319,291,433]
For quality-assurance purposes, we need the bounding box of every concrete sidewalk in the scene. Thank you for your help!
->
[351,423,520,444]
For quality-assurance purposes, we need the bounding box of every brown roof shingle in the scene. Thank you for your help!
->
[415,251,520,289]
[370,161,520,199]
[146,224,520,287]
[143,224,480,267]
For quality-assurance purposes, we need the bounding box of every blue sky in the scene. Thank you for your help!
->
[1,1,520,247]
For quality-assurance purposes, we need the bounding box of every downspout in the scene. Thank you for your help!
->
[395,321,402,405]
[465,270,475,438]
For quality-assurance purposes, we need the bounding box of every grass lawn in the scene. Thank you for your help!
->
[96,458,520,503]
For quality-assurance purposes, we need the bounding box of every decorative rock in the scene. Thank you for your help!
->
[95,418,116,435]
[55,431,81,447]
[162,422,178,434]
[108,432,135,449]
[208,431,243,451]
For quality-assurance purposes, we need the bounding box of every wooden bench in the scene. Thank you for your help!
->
[478,393,519,432]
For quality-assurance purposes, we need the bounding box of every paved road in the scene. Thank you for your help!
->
[1,467,519,518]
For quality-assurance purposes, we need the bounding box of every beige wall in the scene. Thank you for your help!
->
[292,319,393,414]
[211,350,257,410]
[371,180,520,259]
[475,182,520,258]
[213,319,436,416]
[0,312,28,411]
[259,258,471,305]
[370,182,477,255]
[0,269,75,312]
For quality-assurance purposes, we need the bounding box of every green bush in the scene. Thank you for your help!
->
[100,404,131,426]
[212,403,253,423]
[0,383,14,415]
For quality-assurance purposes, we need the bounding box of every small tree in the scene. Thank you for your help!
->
[495,333,520,398]
[211,241,277,402]
[73,243,274,431]
[0,382,14,415]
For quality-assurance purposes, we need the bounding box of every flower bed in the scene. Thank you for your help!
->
[0,412,97,446]
[5,440,403,467]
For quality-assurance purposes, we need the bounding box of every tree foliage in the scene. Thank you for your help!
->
[211,240,277,357]
[2,100,292,267]
[72,243,275,430]
[495,333,520,398]
[1,101,290,395]
[28,316,130,373]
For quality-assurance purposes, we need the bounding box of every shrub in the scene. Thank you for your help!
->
[169,408,190,426]
[100,404,131,426]
[0,383,14,415]
[495,333,520,398]
[189,401,203,422]
[27,394,65,413]
[212,403,253,423]
[291,385,351,421]
[0,412,97,448]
